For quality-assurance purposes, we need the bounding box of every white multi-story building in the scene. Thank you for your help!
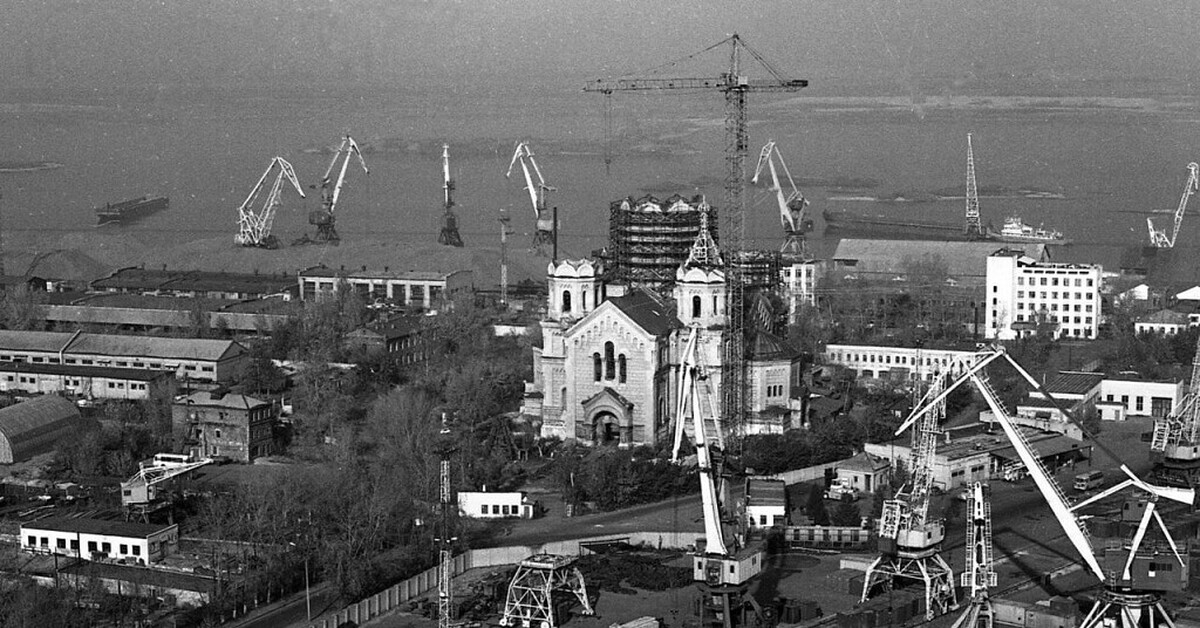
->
[985,250,1102,340]
[783,261,817,322]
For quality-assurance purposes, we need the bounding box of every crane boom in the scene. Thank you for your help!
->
[505,142,556,255]
[1147,162,1199,248]
[300,135,368,244]
[676,328,728,556]
[235,157,305,248]
[438,144,464,247]
[752,141,809,256]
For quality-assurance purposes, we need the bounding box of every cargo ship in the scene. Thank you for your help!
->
[822,208,1070,245]
[95,196,169,226]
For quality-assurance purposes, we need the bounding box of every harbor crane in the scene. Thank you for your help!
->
[584,33,808,437]
[673,327,764,628]
[299,134,368,245]
[914,346,1195,628]
[951,482,997,628]
[1150,327,1200,487]
[751,140,811,258]
[1147,162,1199,248]
[505,142,556,256]
[121,456,212,520]
[862,373,958,620]
[438,144,464,247]
[234,156,305,249]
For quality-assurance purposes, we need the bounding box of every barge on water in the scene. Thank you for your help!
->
[95,196,169,226]
[822,208,1070,245]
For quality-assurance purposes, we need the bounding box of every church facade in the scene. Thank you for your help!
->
[523,218,802,447]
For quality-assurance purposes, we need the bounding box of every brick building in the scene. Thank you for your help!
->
[173,390,279,462]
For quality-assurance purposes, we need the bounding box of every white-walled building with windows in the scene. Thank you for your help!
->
[823,344,979,381]
[985,250,1102,340]
[784,261,817,321]
[21,517,178,564]
[458,491,536,519]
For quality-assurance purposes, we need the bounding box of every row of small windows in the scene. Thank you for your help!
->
[832,352,957,367]
[766,384,785,397]
[5,375,148,390]
[28,536,141,557]
[593,342,628,383]
[1015,291,1095,301]
[1015,314,1093,325]
[481,504,517,515]
[1017,302,1093,313]
[1015,276,1094,287]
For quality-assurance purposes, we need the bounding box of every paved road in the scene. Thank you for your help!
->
[221,581,341,628]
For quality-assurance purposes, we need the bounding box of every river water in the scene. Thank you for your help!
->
[1,83,1198,272]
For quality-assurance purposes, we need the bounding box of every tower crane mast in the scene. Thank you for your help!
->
[438,144,464,247]
[1147,162,1199,248]
[751,140,810,257]
[300,134,368,245]
[506,142,556,256]
[235,156,305,249]
[584,33,807,437]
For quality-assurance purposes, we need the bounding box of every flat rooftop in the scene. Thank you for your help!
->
[23,517,175,539]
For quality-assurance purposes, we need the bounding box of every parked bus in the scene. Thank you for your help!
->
[1073,470,1103,491]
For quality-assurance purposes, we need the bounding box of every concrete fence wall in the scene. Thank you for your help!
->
[758,460,840,486]
[304,531,699,628]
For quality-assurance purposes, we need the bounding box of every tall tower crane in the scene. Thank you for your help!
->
[1151,328,1200,486]
[964,133,984,238]
[862,373,958,620]
[505,142,556,256]
[584,33,808,437]
[299,134,368,245]
[951,482,997,628]
[917,346,1195,628]
[675,328,764,628]
[435,415,458,628]
[751,140,811,258]
[1147,162,1199,248]
[234,156,306,249]
[438,144,464,248]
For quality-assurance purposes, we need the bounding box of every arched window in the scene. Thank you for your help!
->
[582,290,588,311]
[618,354,627,383]
[593,353,602,382]
[713,295,718,316]
[562,290,572,313]
[604,342,615,380]
[692,295,702,319]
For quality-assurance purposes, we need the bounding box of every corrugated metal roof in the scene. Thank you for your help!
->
[1043,371,1104,396]
[65,335,244,362]
[0,396,82,444]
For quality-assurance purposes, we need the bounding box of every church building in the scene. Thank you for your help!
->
[524,214,803,447]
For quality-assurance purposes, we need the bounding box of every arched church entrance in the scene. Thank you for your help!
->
[593,411,621,445]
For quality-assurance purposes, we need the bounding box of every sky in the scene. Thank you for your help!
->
[1,1,1197,94]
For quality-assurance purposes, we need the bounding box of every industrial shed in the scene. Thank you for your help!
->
[0,395,86,463]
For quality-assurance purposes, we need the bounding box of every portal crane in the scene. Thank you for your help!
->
[1147,162,1199,248]
[751,140,810,258]
[121,457,211,519]
[299,134,368,245]
[505,142,556,256]
[674,327,764,628]
[1150,328,1200,486]
[913,346,1195,628]
[438,144,464,247]
[235,156,305,249]
[951,482,997,628]
[585,33,808,437]
[862,373,958,619]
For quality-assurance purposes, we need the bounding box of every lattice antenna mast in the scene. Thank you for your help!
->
[964,133,983,237]
[584,34,807,440]
[436,415,458,628]
[499,210,513,306]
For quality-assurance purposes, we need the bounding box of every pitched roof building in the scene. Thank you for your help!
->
[0,330,248,383]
